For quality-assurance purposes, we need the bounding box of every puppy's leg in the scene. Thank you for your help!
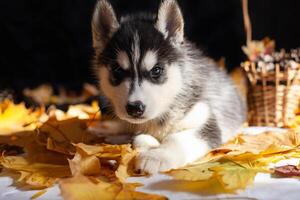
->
[136,120,221,174]
[88,120,133,144]
[88,120,128,136]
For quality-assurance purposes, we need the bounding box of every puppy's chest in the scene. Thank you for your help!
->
[133,102,211,141]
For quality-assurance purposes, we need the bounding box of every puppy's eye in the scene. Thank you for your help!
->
[111,66,125,78]
[150,65,163,79]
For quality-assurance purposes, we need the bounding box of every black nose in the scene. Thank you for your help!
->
[126,101,145,118]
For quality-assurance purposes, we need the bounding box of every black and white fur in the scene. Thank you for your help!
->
[92,0,246,174]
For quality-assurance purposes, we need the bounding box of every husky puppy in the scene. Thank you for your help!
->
[91,0,246,174]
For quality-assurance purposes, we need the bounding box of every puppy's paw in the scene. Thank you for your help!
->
[135,147,182,174]
[133,134,160,152]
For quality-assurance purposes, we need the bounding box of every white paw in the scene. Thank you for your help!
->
[135,147,183,174]
[133,134,160,152]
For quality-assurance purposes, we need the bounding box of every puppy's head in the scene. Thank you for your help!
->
[92,0,185,124]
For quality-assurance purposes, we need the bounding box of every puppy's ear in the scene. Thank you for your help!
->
[92,0,119,53]
[156,0,184,45]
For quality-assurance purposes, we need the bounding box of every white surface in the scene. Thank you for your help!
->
[1,127,300,200]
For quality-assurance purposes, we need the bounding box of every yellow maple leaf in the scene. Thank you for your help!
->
[31,189,48,200]
[168,130,300,193]
[37,117,103,155]
[115,182,167,200]
[115,144,137,182]
[210,160,265,190]
[68,152,101,176]
[4,98,299,198]
[75,143,108,156]
[148,178,233,195]
[46,101,101,121]
[74,143,137,182]
[168,159,266,191]
[0,100,148,199]
[66,101,101,120]
[59,175,167,200]
[0,156,71,189]
[253,150,300,167]
[208,130,300,160]
[0,100,43,135]
[59,175,118,200]
[168,162,220,181]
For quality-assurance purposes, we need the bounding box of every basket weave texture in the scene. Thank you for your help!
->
[242,61,300,127]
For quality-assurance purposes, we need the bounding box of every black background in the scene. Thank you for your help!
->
[0,0,299,91]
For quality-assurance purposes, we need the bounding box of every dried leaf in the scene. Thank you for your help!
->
[274,165,300,177]
[115,144,137,182]
[38,117,102,155]
[74,143,137,182]
[242,38,275,61]
[24,84,53,105]
[75,143,106,155]
[59,175,167,200]
[206,130,300,161]
[0,100,43,135]
[150,179,233,195]
[0,144,24,155]
[60,175,118,200]
[168,162,220,181]
[115,182,167,200]
[169,130,300,193]
[2,98,299,198]
[168,160,266,191]
[210,161,264,190]
[68,152,101,176]
[0,156,71,189]
[66,102,101,120]
[31,189,48,200]
[46,102,100,121]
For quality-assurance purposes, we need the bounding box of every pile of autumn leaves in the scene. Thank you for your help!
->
[0,100,166,199]
[0,100,300,199]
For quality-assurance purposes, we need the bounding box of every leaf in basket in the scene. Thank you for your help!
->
[242,38,275,61]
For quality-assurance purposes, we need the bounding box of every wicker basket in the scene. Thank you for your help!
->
[242,61,300,127]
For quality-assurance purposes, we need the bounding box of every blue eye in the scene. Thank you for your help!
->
[150,65,163,79]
